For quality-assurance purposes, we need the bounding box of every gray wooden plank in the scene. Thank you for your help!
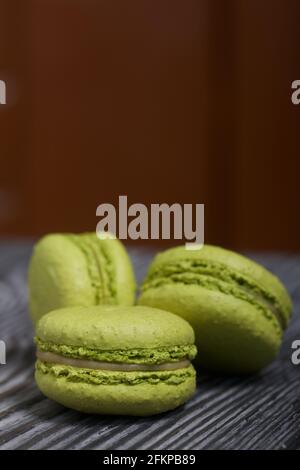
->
[0,242,300,450]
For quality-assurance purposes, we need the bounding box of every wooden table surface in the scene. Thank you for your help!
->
[0,242,299,450]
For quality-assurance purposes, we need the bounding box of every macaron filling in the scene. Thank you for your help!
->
[36,351,191,371]
[142,260,288,330]
[35,336,196,379]
[36,360,196,386]
[35,337,197,365]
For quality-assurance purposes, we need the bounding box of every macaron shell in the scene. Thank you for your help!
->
[35,369,196,416]
[29,234,95,324]
[29,233,136,324]
[146,245,292,326]
[36,305,195,351]
[139,284,282,374]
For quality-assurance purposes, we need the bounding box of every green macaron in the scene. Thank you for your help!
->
[35,305,197,416]
[28,233,136,324]
[138,245,292,374]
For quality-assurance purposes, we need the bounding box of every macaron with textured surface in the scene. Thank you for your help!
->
[138,245,292,374]
[35,305,197,416]
[28,233,136,324]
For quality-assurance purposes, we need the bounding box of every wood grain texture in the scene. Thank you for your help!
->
[0,243,300,450]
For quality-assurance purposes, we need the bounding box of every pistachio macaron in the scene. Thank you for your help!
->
[28,233,136,324]
[35,305,197,416]
[138,245,292,374]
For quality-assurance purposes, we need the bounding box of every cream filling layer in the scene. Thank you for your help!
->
[36,351,191,371]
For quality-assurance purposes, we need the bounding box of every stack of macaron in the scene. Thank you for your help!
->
[29,233,292,416]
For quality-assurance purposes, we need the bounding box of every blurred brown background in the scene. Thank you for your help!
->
[1,0,300,250]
